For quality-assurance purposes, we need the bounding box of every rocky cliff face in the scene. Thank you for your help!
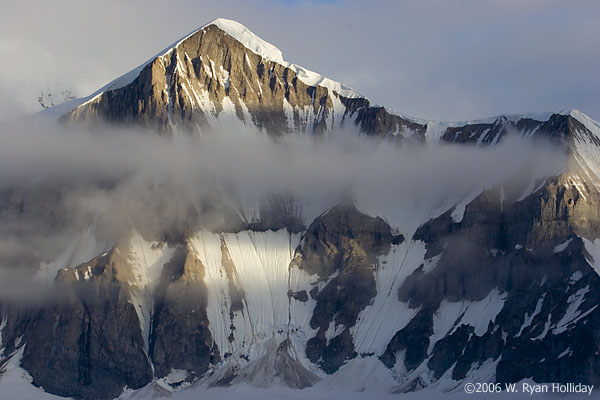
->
[382,177,600,389]
[20,246,154,400]
[2,18,600,400]
[296,203,404,373]
[61,19,422,140]
[377,113,600,390]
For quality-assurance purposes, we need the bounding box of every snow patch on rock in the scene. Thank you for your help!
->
[433,289,507,342]
[554,238,573,253]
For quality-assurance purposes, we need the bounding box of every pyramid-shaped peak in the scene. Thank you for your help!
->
[186,18,359,98]
[201,18,286,65]
[43,17,363,122]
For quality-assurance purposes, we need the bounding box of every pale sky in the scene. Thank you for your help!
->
[0,0,598,121]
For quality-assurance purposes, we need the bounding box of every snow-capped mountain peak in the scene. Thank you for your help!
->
[41,18,363,125]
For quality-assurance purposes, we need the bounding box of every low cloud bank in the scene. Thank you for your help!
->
[0,120,566,301]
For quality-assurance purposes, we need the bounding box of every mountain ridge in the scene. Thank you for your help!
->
[40,18,600,144]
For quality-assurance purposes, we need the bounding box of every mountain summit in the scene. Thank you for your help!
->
[58,18,422,138]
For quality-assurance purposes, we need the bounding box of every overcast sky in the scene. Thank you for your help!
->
[0,0,598,122]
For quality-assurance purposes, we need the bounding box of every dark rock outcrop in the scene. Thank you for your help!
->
[382,162,600,387]
[295,202,404,373]
[21,251,152,400]
[150,243,220,380]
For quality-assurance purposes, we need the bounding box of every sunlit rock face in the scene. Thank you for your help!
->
[1,18,600,400]
[62,19,423,140]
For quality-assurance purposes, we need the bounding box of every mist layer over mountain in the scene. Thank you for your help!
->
[0,119,564,302]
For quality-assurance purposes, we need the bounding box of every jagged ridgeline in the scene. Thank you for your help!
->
[2,18,600,400]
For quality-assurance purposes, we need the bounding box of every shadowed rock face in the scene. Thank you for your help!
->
[20,251,153,400]
[150,243,220,380]
[440,113,597,147]
[376,116,600,389]
[381,169,600,388]
[339,98,427,140]
[5,236,221,400]
[295,202,404,373]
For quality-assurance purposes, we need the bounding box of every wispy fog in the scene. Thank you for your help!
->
[0,120,566,301]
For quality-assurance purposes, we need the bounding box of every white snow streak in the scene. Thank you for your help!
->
[126,232,175,353]
[352,241,425,354]
[554,238,573,253]
[190,229,311,365]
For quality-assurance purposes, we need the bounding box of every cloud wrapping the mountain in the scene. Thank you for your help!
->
[0,119,566,302]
